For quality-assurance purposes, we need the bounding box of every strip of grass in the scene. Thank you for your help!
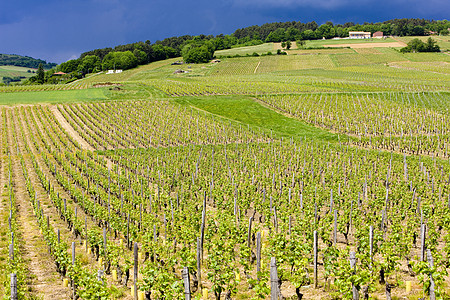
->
[174,95,339,142]
[0,88,108,105]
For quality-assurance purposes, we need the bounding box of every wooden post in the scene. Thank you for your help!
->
[270,257,278,299]
[10,273,17,300]
[256,232,261,279]
[182,267,191,300]
[133,242,138,300]
[9,243,14,263]
[313,230,318,288]
[427,249,435,300]
[333,210,337,245]
[350,251,359,300]
[369,226,373,269]
[85,217,88,252]
[200,209,205,260]
[72,242,76,300]
[127,213,130,249]
[103,227,107,261]
[421,224,426,262]
[247,217,253,248]
[329,189,333,213]
[197,237,201,288]
[273,208,278,233]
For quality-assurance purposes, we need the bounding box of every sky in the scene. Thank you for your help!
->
[1,0,448,64]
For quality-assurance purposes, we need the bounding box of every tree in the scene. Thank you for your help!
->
[102,51,138,70]
[182,44,214,63]
[77,55,101,74]
[296,39,306,48]
[285,41,292,50]
[400,38,440,53]
[281,41,292,50]
[36,63,45,84]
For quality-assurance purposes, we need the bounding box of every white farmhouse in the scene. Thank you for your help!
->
[349,31,371,39]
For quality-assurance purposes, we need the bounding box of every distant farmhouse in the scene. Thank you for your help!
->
[372,31,384,38]
[106,70,123,74]
[349,31,371,39]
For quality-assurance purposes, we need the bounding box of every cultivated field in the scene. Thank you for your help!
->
[1,40,450,300]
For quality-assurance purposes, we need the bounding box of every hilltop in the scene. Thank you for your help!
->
[0,53,57,69]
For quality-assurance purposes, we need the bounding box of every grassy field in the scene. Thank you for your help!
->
[0,88,108,105]
[0,65,35,82]
[175,95,339,141]
[303,37,398,48]
[396,35,450,51]
[215,43,274,56]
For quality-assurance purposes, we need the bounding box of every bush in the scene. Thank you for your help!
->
[400,38,440,53]
[182,43,215,63]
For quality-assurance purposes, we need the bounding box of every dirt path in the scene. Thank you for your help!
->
[22,107,134,299]
[0,112,7,299]
[6,109,70,300]
[49,105,95,151]
[50,104,114,169]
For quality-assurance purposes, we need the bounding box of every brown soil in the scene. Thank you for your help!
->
[22,106,134,298]
[6,109,70,299]
[273,42,298,52]
[49,105,95,151]
[93,82,123,88]
[323,42,406,48]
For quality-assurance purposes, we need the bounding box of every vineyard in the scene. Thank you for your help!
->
[1,42,450,300]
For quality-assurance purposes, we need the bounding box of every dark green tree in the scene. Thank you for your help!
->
[102,51,138,70]
[36,63,45,84]
[77,55,101,74]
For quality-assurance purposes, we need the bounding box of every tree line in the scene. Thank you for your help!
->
[233,19,450,42]
[23,18,450,84]
[0,54,56,69]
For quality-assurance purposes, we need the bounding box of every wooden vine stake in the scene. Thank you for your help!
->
[427,249,435,300]
[72,242,76,300]
[270,257,279,299]
[313,230,318,288]
[247,217,253,248]
[10,273,17,300]
[349,252,359,300]
[9,243,14,263]
[133,242,138,300]
[369,226,374,269]
[333,210,337,245]
[85,216,88,252]
[421,224,426,262]
[256,232,261,280]
[182,267,191,300]
[197,237,202,288]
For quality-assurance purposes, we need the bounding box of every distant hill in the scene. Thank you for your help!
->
[0,54,57,69]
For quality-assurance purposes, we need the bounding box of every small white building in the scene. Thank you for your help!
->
[106,70,115,74]
[349,31,371,39]
[115,70,123,73]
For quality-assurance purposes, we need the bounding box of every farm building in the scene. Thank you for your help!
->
[349,31,371,39]
[372,31,384,38]
[52,71,67,76]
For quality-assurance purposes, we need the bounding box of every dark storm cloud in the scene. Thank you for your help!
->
[0,0,448,63]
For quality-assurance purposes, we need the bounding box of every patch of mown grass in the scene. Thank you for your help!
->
[0,88,108,105]
[174,95,339,142]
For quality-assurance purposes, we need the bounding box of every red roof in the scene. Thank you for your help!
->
[373,31,384,37]
[53,71,67,75]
